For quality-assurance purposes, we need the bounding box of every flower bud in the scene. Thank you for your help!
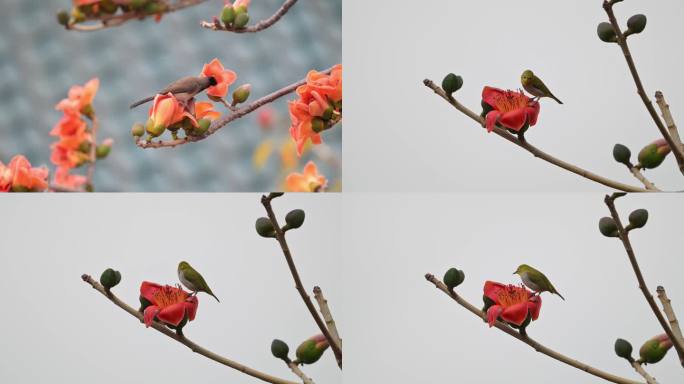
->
[311,117,325,133]
[612,144,631,166]
[79,141,92,154]
[638,139,671,169]
[100,268,121,290]
[639,334,672,364]
[271,339,290,361]
[96,139,113,159]
[146,118,165,138]
[255,217,276,238]
[100,0,118,15]
[597,22,617,42]
[627,209,648,230]
[614,338,634,361]
[322,106,334,121]
[285,209,305,229]
[130,0,147,10]
[232,84,251,105]
[131,123,145,137]
[599,217,619,237]
[195,118,211,136]
[295,334,329,365]
[234,12,250,29]
[221,5,236,25]
[442,73,463,96]
[443,268,465,291]
[56,10,70,26]
[627,14,647,34]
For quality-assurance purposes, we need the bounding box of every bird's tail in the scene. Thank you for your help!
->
[556,291,565,301]
[209,292,220,303]
[129,96,154,109]
[551,94,563,104]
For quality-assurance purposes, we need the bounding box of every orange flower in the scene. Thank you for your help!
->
[50,110,87,138]
[50,139,91,169]
[0,155,49,192]
[195,101,221,121]
[232,0,251,9]
[73,0,100,5]
[148,93,190,131]
[285,161,327,192]
[200,59,237,98]
[298,64,342,102]
[289,100,323,156]
[56,78,99,115]
[53,167,87,190]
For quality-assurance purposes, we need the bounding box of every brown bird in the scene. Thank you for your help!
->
[129,76,217,109]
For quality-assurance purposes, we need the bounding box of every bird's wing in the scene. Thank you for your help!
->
[532,77,552,95]
[160,77,198,95]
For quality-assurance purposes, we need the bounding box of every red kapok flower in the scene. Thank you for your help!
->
[200,59,237,99]
[299,64,342,102]
[288,100,323,156]
[147,93,193,133]
[0,155,49,192]
[56,78,99,116]
[483,281,541,327]
[285,161,327,192]
[140,281,198,328]
[195,101,221,121]
[482,86,540,133]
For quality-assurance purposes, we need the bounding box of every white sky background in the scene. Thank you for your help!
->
[0,194,341,384]
[341,193,684,383]
[343,0,684,192]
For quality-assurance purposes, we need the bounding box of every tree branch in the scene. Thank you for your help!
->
[85,116,99,190]
[313,286,341,349]
[630,361,658,384]
[66,0,209,32]
[80,274,298,384]
[423,79,648,192]
[137,66,336,149]
[657,286,684,344]
[602,1,684,174]
[655,91,683,153]
[260,193,342,369]
[201,0,298,33]
[424,273,644,384]
[604,193,684,365]
[628,165,659,191]
[286,361,314,384]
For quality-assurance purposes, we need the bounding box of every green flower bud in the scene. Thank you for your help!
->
[443,268,465,291]
[131,123,145,137]
[599,217,619,237]
[271,339,290,360]
[612,144,631,166]
[285,209,305,229]
[71,8,86,23]
[100,0,118,15]
[627,209,648,229]
[442,73,463,96]
[56,10,70,26]
[638,139,671,169]
[627,14,647,34]
[100,268,121,290]
[639,334,672,364]
[322,106,334,121]
[234,12,250,29]
[96,143,112,159]
[295,334,329,365]
[221,5,236,25]
[597,22,617,43]
[232,84,251,105]
[79,141,92,154]
[146,118,165,138]
[195,118,211,136]
[614,338,634,361]
[255,217,276,238]
[311,117,326,133]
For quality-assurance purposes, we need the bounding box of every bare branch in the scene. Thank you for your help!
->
[630,361,658,384]
[287,362,314,384]
[201,0,298,33]
[628,166,660,191]
[657,286,684,344]
[424,273,644,384]
[313,286,341,348]
[655,91,683,153]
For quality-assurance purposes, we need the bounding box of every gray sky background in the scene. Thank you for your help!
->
[0,194,341,384]
[343,0,684,192]
[342,193,684,383]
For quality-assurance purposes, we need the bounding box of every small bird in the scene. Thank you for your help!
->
[520,70,563,104]
[129,76,217,109]
[178,261,220,302]
[513,264,565,300]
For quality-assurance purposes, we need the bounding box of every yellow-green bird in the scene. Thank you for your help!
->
[513,264,565,300]
[521,70,563,104]
[178,261,220,302]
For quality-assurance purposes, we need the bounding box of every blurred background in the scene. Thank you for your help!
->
[0,0,341,191]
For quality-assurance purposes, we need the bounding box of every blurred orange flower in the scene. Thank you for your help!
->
[195,101,221,121]
[148,93,189,131]
[200,59,237,99]
[288,100,323,156]
[285,161,327,192]
[0,155,49,192]
[56,78,99,116]
[54,167,87,190]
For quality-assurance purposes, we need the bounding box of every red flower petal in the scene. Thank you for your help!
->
[185,296,199,322]
[526,102,540,127]
[143,305,159,327]
[486,305,503,327]
[485,111,500,133]
[483,281,506,303]
[528,295,542,321]
[157,302,187,326]
[140,281,162,304]
[498,109,527,131]
[500,302,529,326]
[481,86,504,108]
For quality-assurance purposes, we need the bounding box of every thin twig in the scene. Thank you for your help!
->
[423,79,648,192]
[628,166,659,191]
[286,362,314,384]
[137,66,335,149]
[604,193,684,365]
[80,274,297,384]
[66,0,209,32]
[201,0,298,33]
[630,361,658,384]
[424,273,643,384]
[313,286,341,348]
[260,193,342,369]
[603,1,684,174]
[85,116,99,190]
[655,91,683,153]
[657,286,684,343]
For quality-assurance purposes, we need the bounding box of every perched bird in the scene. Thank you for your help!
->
[129,76,217,109]
[513,264,565,300]
[520,70,563,104]
[178,261,220,302]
